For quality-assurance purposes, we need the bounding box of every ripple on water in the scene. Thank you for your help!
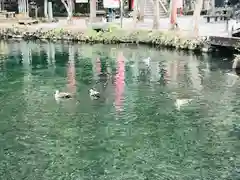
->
[0,42,239,180]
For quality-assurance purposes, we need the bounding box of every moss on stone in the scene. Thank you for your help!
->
[0,26,209,52]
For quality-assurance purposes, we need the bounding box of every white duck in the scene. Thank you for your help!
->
[226,72,239,86]
[54,90,72,99]
[89,88,100,98]
[175,99,192,110]
[143,57,151,67]
[232,57,240,69]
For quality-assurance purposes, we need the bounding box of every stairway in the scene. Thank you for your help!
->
[144,0,168,19]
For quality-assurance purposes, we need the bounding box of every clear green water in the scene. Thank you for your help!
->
[0,40,240,180]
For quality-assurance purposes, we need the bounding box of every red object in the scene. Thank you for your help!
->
[170,0,177,25]
[131,0,134,10]
[179,7,183,16]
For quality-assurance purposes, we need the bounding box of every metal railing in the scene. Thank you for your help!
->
[158,0,168,13]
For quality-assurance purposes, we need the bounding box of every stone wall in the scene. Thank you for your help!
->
[0,26,211,52]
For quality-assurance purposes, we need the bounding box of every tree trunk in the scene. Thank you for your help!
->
[18,0,27,16]
[35,7,38,18]
[20,0,25,13]
[192,0,203,36]
[132,0,139,28]
[61,0,73,23]
[67,0,73,22]
[72,0,75,13]
[26,0,29,17]
[24,0,26,15]
[48,1,53,20]
[170,0,178,30]
[152,0,159,29]
[0,0,2,11]
[206,0,211,12]
[139,0,145,21]
[90,0,96,23]
[211,0,215,13]
[44,0,48,18]
[18,0,21,13]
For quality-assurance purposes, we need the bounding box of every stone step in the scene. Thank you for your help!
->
[144,0,168,18]
[144,10,166,14]
[145,12,167,15]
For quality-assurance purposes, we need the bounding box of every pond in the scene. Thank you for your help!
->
[0,40,239,180]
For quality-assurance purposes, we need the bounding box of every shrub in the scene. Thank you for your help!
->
[0,27,207,51]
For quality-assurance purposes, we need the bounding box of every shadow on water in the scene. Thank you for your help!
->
[0,41,240,180]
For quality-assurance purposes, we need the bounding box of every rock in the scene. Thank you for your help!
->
[201,45,212,53]
[0,27,207,52]
[13,35,23,38]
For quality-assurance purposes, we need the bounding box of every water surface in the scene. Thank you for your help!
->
[0,41,239,180]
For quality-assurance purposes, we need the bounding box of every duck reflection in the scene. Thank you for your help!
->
[93,56,112,102]
[138,58,151,82]
[56,45,78,108]
[159,67,167,85]
[235,67,240,76]
[98,57,111,88]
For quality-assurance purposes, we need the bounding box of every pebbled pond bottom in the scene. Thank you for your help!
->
[0,41,239,180]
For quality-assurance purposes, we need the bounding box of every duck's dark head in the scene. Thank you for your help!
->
[234,68,240,76]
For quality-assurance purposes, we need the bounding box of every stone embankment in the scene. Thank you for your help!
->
[0,26,211,52]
